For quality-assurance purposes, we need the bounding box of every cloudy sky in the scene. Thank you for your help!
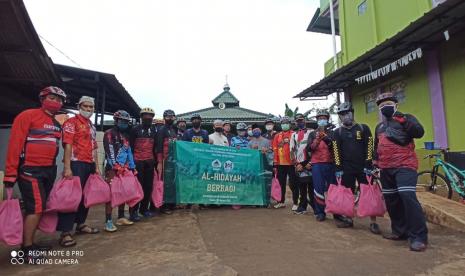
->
[24,0,339,118]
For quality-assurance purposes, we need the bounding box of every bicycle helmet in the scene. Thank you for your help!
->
[140,107,155,116]
[236,122,247,130]
[190,113,202,121]
[163,109,176,117]
[316,109,330,118]
[113,110,131,121]
[39,86,67,100]
[281,116,291,124]
[376,92,398,106]
[336,102,354,114]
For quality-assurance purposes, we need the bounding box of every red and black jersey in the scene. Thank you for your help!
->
[156,124,178,162]
[129,124,157,161]
[374,112,424,170]
[4,108,62,183]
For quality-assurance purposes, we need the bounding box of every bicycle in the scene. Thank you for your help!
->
[417,149,465,200]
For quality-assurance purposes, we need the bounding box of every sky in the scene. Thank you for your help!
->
[24,0,339,118]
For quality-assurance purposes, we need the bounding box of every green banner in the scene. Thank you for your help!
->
[164,141,270,205]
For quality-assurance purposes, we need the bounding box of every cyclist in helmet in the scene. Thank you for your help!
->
[272,116,298,210]
[57,95,100,247]
[183,114,209,143]
[263,118,276,141]
[332,102,380,232]
[176,117,187,139]
[306,109,336,222]
[230,122,249,149]
[3,86,66,261]
[223,120,234,144]
[129,107,157,219]
[103,110,137,231]
[374,92,428,252]
[156,109,178,214]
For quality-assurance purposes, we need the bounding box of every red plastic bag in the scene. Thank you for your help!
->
[357,176,386,217]
[110,171,140,208]
[83,174,111,208]
[271,170,281,202]
[0,188,23,246]
[325,178,355,218]
[127,177,144,208]
[151,171,164,208]
[38,211,58,234]
[47,177,82,213]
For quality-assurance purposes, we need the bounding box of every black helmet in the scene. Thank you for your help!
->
[190,113,201,121]
[376,92,398,106]
[280,116,291,124]
[316,109,330,118]
[163,109,175,117]
[337,102,354,114]
[264,118,274,124]
[294,113,305,120]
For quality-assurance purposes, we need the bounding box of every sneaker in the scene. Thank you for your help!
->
[161,208,173,215]
[382,233,408,241]
[129,213,142,222]
[370,223,381,235]
[315,214,326,221]
[116,217,134,226]
[291,204,298,211]
[104,220,117,232]
[142,211,155,218]
[294,206,307,215]
[273,203,285,209]
[410,241,427,252]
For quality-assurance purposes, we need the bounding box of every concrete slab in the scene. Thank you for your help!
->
[418,192,465,233]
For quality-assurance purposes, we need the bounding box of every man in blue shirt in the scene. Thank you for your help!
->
[182,114,209,143]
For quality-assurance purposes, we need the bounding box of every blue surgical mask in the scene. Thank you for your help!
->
[117,121,129,130]
[317,119,328,127]
[297,122,305,129]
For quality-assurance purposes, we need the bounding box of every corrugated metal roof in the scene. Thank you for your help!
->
[296,0,465,99]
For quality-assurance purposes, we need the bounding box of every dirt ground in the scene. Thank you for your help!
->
[1,205,465,276]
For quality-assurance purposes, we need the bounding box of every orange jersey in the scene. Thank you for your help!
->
[272,131,293,165]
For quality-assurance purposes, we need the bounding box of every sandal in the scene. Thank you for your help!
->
[76,224,100,235]
[59,233,77,248]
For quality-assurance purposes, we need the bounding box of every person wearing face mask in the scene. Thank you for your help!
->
[3,86,66,261]
[183,114,209,143]
[374,92,427,252]
[247,125,254,140]
[290,114,314,215]
[103,110,137,232]
[306,109,336,222]
[223,120,234,144]
[176,118,187,140]
[157,109,179,214]
[262,118,276,141]
[331,102,380,232]
[209,119,230,146]
[230,122,250,149]
[129,107,158,220]
[57,96,100,247]
[272,116,297,210]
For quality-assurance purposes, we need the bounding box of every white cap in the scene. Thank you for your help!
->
[78,96,95,105]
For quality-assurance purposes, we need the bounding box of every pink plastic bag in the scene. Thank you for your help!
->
[0,188,23,246]
[110,171,140,208]
[151,171,164,208]
[325,178,355,217]
[38,211,58,234]
[127,177,144,208]
[357,176,386,217]
[271,170,281,202]
[47,177,82,213]
[83,174,111,208]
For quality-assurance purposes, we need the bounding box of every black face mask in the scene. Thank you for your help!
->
[192,122,201,128]
[165,119,174,125]
[142,119,152,127]
[215,127,223,133]
[380,105,396,118]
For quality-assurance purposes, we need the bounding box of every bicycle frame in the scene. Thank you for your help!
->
[434,158,465,197]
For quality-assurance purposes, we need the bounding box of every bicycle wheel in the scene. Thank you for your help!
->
[417,170,452,199]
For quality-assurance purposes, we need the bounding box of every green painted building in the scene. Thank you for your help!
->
[297,0,465,168]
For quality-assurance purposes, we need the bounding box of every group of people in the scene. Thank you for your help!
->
[2,86,428,264]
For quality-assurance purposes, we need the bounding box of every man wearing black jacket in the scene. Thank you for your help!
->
[332,102,380,233]
[129,107,157,219]
[374,92,427,252]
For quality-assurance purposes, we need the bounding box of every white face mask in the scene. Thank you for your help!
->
[265,125,273,131]
[80,109,93,119]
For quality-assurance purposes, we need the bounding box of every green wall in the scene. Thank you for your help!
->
[440,35,465,151]
[340,0,431,64]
